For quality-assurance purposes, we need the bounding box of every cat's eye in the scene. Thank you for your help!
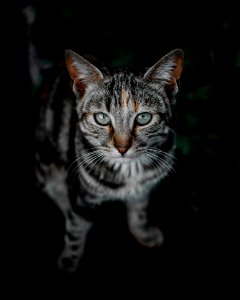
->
[135,112,152,126]
[94,112,111,126]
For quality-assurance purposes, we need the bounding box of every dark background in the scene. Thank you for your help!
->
[10,1,239,297]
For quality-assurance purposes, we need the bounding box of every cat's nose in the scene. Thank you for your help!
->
[116,146,129,155]
[113,133,132,156]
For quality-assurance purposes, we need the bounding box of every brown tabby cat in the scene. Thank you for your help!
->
[35,49,184,272]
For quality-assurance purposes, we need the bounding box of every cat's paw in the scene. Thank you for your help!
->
[134,226,164,248]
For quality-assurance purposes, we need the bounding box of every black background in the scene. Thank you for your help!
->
[9,1,239,297]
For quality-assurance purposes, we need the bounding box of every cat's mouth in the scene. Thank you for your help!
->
[110,155,136,163]
[106,148,139,162]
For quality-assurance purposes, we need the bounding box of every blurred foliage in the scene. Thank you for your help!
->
[111,49,136,68]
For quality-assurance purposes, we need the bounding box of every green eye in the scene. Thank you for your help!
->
[94,112,111,126]
[135,112,152,125]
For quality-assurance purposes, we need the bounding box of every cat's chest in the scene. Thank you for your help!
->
[79,163,160,202]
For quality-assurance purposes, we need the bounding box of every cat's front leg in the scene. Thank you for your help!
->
[57,209,92,273]
[126,199,164,248]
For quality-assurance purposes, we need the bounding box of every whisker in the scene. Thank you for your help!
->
[148,147,177,160]
[143,154,163,176]
[147,148,176,174]
[81,153,102,172]
[68,151,96,170]
[68,152,97,175]
[67,150,102,177]
[86,154,105,176]
[146,152,176,175]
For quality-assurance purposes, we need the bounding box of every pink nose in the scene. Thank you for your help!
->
[116,146,128,155]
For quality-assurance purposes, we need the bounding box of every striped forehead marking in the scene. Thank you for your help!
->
[120,88,130,109]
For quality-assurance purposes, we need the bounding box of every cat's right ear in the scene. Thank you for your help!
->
[65,50,103,97]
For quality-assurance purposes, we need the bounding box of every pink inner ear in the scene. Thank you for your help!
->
[172,57,183,81]
[66,58,79,81]
[66,57,86,97]
[75,79,86,97]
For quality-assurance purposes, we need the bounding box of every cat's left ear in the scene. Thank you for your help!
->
[65,50,104,98]
[144,49,184,102]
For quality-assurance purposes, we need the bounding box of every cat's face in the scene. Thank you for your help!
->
[77,74,170,164]
[66,49,183,170]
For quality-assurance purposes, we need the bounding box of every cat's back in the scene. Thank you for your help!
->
[34,68,77,192]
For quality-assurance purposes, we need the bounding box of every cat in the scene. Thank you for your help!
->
[35,48,184,273]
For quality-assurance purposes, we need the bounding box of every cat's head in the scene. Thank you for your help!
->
[65,49,183,170]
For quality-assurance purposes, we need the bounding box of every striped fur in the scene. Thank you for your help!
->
[35,49,184,272]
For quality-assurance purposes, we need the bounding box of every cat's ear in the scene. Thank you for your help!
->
[65,50,103,97]
[144,49,184,100]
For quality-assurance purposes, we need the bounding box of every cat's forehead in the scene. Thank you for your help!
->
[82,71,167,113]
[102,72,137,94]
[103,72,166,111]
[103,73,141,112]
[110,72,136,87]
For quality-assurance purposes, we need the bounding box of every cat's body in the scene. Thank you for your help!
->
[35,49,184,272]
